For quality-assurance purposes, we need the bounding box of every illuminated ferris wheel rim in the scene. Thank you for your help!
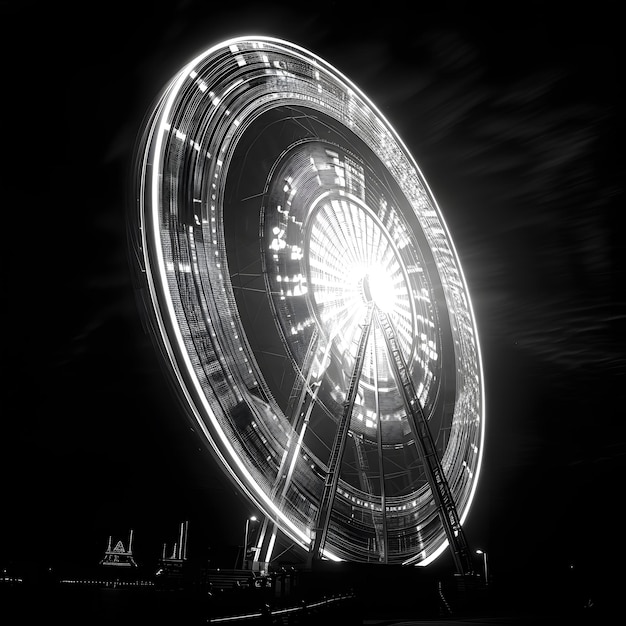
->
[136,35,486,567]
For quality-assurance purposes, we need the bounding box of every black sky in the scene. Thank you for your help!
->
[3,0,624,590]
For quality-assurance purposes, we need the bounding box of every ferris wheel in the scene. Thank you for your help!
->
[131,36,484,572]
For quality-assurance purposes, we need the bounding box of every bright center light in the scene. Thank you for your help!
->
[307,196,410,340]
[362,265,396,312]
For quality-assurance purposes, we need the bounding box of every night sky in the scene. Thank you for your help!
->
[4,0,624,597]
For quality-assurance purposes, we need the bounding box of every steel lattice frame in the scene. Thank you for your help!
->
[131,36,485,567]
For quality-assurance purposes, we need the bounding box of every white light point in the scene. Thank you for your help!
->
[362,264,396,313]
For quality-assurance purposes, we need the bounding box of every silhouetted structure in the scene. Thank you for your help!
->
[99,530,137,568]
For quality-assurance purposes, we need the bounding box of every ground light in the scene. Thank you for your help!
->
[476,549,489,585]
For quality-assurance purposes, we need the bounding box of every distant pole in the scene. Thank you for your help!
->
[476,549,488,585]
[182,520,188,560]
[178,521,186,560]
[242,516,257,569]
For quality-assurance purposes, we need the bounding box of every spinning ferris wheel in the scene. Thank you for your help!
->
[131,36,484,573]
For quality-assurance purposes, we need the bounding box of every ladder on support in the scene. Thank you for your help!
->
[309,303,374,562]
[375,308,475,576]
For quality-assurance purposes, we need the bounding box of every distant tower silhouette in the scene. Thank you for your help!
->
[155,521,188,583]
[100,530,138,567]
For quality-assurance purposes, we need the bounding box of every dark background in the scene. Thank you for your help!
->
[3,0,624,602]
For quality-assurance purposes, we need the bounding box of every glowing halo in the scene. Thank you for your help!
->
[130,35,485,566]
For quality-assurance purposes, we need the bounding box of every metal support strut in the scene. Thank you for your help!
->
[309,303,374,562]
[375,308,475,576]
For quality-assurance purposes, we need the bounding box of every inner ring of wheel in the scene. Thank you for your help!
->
[304,194,415,365]
[258,137,440,448]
